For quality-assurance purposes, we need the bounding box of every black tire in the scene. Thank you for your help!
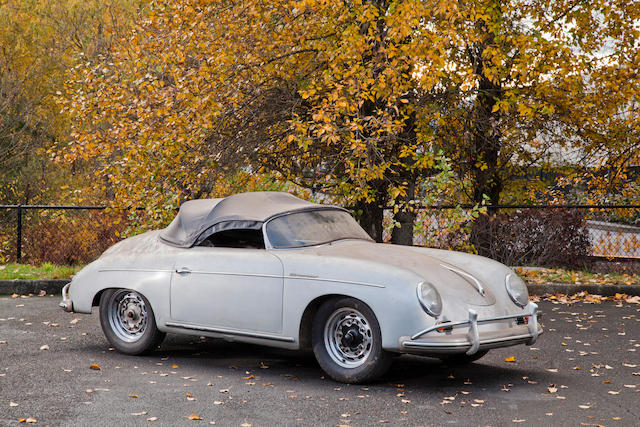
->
[99,289,165,355]
[312,297,392,384]
[439,350,489,365]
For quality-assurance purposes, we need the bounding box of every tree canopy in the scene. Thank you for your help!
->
[56,0,640,242]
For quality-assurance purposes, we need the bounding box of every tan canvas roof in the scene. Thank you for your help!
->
[159,191,335,247]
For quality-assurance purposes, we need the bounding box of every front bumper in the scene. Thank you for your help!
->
[59,283,73,312]
[400,302,541,356]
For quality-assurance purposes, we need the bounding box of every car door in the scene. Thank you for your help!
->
[169,246,284,334]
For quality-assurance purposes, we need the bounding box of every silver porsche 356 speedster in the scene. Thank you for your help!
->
[60,191,541,383]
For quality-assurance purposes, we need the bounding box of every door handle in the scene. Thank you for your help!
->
[175,267,192,275]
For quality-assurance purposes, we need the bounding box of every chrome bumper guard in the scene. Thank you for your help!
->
[404,302,539,356]
[58,283,73,312]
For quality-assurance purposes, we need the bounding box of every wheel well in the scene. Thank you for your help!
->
[92,288,118,307]
[298,294,350,350]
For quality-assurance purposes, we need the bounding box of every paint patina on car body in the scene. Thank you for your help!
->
[61,191,542,383]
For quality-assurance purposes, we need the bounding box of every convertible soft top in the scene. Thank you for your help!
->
[159,191,329,247]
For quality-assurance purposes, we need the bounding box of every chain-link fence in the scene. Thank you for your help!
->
[2,204,640,267]
[414,205,640,267]
[0,205,149,265]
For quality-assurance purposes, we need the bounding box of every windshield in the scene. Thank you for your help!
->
[265,209,372,249]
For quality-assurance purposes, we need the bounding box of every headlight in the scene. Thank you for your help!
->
[417,281,442,317]
[505,273,529,307]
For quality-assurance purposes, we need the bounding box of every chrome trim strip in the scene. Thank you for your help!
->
[289,273,318,279]
[165,322,295,342]
[402,333,535,349]
[286,275,385,289]
[441,264,485,296]
[174,270,281,279]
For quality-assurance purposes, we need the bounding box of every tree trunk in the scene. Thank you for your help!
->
[390,179,416,245]
[354,198,385,243]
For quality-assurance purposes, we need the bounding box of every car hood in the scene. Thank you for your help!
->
[277,239,499,306]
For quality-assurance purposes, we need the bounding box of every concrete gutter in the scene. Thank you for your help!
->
[0,279,70,296]
[1,279,639,297]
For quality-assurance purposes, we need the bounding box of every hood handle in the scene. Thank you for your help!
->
[440,264,486,296]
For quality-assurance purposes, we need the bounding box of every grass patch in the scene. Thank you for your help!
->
[0,263,82,280]
[517,267,640,286]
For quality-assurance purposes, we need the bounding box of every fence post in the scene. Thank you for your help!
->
[16,205,22,262]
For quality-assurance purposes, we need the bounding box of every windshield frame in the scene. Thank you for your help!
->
[262,207,373,250]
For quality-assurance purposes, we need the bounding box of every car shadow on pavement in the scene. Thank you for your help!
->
[96,334,553,390]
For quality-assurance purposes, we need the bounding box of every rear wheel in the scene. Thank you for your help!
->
[99,289,165,355]
[312,297,391,383]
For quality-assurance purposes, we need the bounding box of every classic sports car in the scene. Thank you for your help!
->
[60,191,541,383]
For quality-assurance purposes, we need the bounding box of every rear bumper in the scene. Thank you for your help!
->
[400,302,541,355]
[58,283,73,312]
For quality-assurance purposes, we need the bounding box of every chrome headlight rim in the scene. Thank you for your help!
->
[505,273,529,308]
[416,281,443,318]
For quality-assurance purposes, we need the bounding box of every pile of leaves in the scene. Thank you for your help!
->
[517,267,640,286]
[531,291,640,305]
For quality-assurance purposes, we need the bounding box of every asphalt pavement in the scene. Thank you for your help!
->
[1,296,639,426]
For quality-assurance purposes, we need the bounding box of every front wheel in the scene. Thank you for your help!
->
[99,289,165,355]
[312,297,391,383]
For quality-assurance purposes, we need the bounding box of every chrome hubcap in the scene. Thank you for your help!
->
[324,308,373,368]
[108,290,148,343]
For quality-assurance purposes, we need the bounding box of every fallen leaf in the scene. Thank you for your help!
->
[548,385,558,393]
[187,414,202,420]
[172,364,179,369]
[89,364,101,371]
[129,394,139,398]
[505,356,516,362]
[186,393,196,401]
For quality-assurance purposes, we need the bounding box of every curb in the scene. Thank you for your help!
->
[527,282,640,296]
[0,279,70,296]
[1,279,639,297]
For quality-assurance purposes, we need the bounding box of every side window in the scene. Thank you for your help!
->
[199,229,265,249]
